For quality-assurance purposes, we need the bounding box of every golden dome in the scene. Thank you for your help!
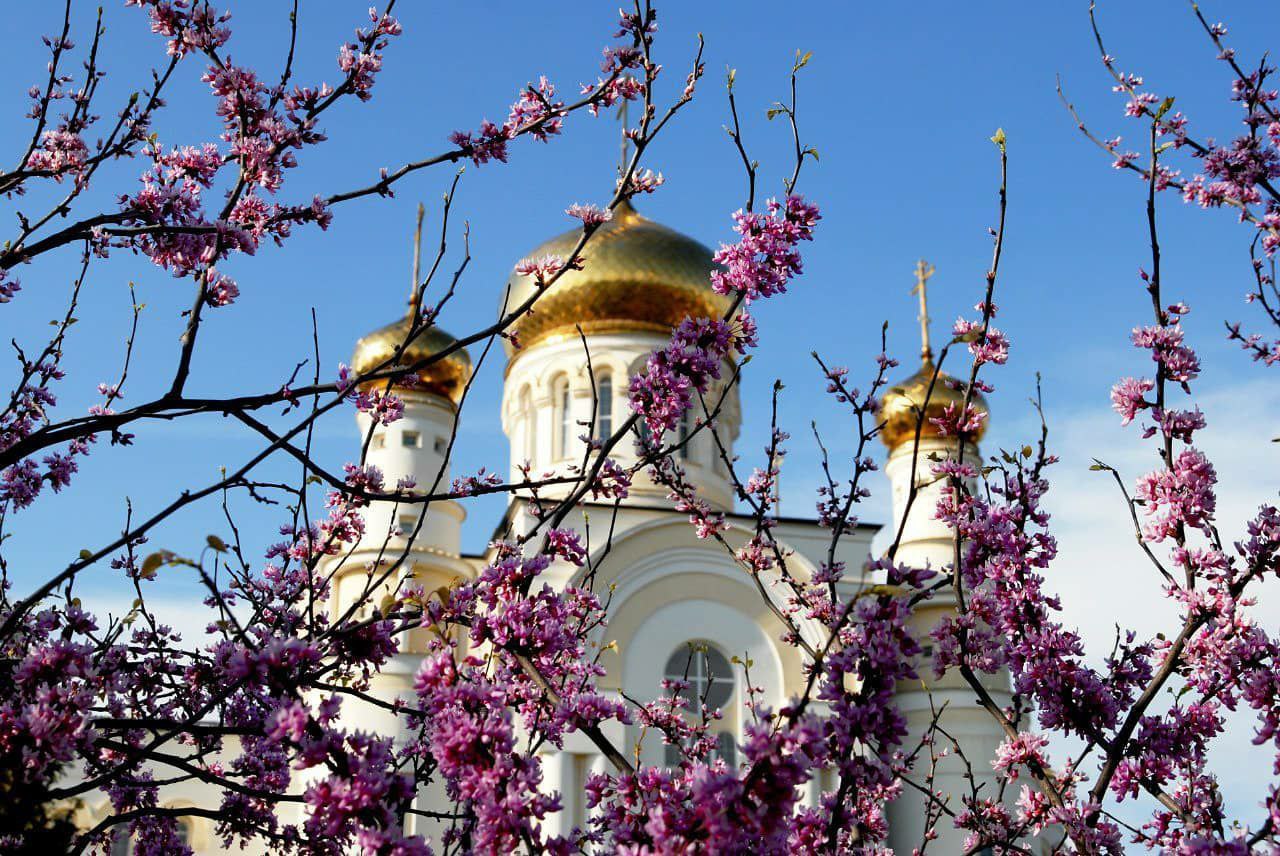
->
[351,317,472,405]
[878,357,989,449]
[501,200,732,355]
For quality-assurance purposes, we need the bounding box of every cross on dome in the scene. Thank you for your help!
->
[911,258,935,363]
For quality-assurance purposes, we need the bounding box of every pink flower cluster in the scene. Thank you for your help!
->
[565,202,612,226]
[336,363,405,425]
[711,195,820,303]
[1134,447,1218,542]
[337,9,402,102]
[449,76,568,166]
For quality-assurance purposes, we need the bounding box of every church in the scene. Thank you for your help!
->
[330,199,1015,853]
[90,199,1016,854]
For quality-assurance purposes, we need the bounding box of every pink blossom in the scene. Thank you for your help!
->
[992,731,1050,780]
[1111,376,1154,424]
[565,202,613,226]
[1134,447,1218,541]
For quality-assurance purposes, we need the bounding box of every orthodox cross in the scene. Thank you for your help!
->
[408,201,425,318]
[617,98,630,175]
[911,259,936,362]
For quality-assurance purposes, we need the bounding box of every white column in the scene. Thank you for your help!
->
[538,750,576,839]
[885,436,1012,854]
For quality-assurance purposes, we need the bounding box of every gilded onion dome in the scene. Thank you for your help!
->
[351,204,472,405]
[879,260,989,449]
[501,199,732,355]
[878,356,988,449]
[351,318,473,405]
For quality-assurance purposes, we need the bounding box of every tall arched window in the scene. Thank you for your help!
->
[555,377,571,459]
[595,373,613,441]
[518,386,533,461]
[663,642,737,767]
[665,643,734,710]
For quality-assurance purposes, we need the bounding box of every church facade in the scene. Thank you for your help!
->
[84,202,1017,854]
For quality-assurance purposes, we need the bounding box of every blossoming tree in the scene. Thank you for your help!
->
[0,1,1277,854]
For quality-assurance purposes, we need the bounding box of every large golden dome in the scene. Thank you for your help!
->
[351,317,472,405]
[878,357,989,449]
[501,200,731,355]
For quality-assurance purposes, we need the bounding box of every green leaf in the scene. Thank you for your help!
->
[726,67,737,90]
[794,50,813,71]
[1021,445,1033,458]
[804,147,820,162]
[1088,463,1106,471]
[990,127,1007,150]
[78,549,93,561]
[140,551,165,579]
[206,534,228,553]
[1155,96,1175,120]
[765,107,784,120]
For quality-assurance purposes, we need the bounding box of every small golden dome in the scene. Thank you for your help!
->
[878,357,989,449]
[351,318,472,405]
[501,200,732,355]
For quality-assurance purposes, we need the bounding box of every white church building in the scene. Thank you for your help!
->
[87,200,1017,854]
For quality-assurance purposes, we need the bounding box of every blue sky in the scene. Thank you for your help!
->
[4,0,1279,825]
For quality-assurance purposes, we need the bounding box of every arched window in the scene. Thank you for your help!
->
[518,386,533,461]
[664,731,737,767]
[662,643,738,768]
[715,731,737,766]
[664,644,734,712]
[554,376,571,459]
[595,373,613,441]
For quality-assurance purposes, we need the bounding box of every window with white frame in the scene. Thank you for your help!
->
[555,377,571,459]
[665,643,734,710]
[595,372,613,441]
[661,643,738,767]
[518,387,533,461]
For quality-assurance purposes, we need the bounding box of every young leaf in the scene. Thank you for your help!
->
[140,552,165,578]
